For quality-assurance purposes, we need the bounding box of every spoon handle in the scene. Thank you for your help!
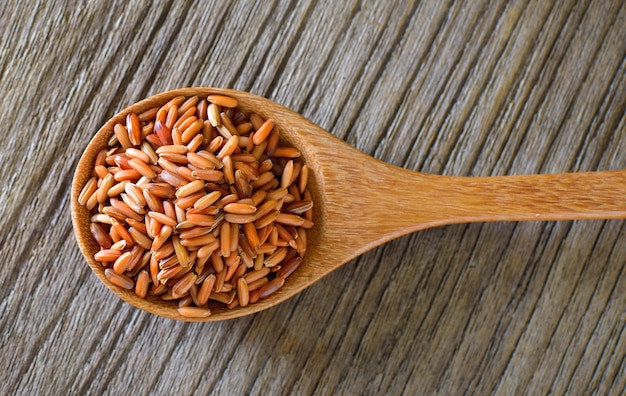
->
[324,157,626,260]
[422,170,626,225]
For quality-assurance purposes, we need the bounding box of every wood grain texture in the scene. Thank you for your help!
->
[1,0,625,394]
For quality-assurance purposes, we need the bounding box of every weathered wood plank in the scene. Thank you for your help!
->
[0,0,624,395]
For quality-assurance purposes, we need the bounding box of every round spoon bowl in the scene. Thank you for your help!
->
[72,88,327,321]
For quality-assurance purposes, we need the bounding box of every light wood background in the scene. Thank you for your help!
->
[1,1,625,394]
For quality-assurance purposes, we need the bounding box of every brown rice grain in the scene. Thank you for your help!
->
[197,274,216,305]
[193,190,221,210]
[105,268,134,289]
[226,297,239,310]
[91,213,113,225]
[258,276,285,299]
[91,223,112,249]
[175,191,205,210]
[172,272,196,298]
[196,98,207,120]
[114,123,133,149]
[191,169,224,182]
[207,103,221,127]
[277,254,303,278]
[125,183,147,207]
[126,148,150,164]
[165,105,178,129]
[295,229,307,255]
[216,135,239,160]
[219,112,238,137]
[178,295,193,308]
[251,118,274,145]
[220,221,231,257]
[148,211,178,227]
[139,107,159,122]
[257,227,273,246]
[230,222,239,252]
[146,133,163,147]
[157,264,183,284]
[247,277,269,292]
[172,235,189,267]
[152,240,173,265]
[268,226,279,246]
[206,94,238,108]
[187,151,215,169]
[145,214,160,239]
[178,306,211,318]
[249,290,260,304]
[240,249,253,268]
[233,161,259,180]
[223,203,257,214]
[144,182,176,199]
[222,155,235,185]
[210,251,225,273]
[135,270,150,298]
[275,213,305,227]
[224,213,255,224]
[249,113,264,130]
[176,166,196,182]
[175,179,204,198]
[178,95,199,115]
[253,210,280,229]
[110,218,134,246]
[272,147,301,158]
[126,113,141,146]
[156,144,188,155]
[214,269,226,292]
[128,227,153,250]
[112,251,133,274]
[237,277,249,307]
[180,226,213,240]
[250,140,268,160]
[113,169,142,182]
[253,253,264,271]
[94,164,109,179]
[280,160,294,189]
[225,252,240,268]
[174,108,196,129]
[97,173,114,203]
[181,118,204,144]
[243,266,270,284]
[187,134,204,152]
[257,243,277,255]
[186,213,215,227]
[180,233,217,247]
[251,171,275,189]
[207,136,223,153]
[224,259,239,281]
[301,218,314,229]
[94,249,122,262]
[142,188,163,212]
[209,291,230,304]
[149,282,168,296]
[236,122,253,135]
[79,177,98,205]
[196,150,223,169]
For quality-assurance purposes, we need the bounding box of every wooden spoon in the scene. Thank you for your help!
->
[71,88,626,322]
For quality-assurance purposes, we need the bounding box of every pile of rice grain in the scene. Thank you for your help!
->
[78,94,313,318]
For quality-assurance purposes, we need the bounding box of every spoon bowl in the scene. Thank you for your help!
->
[71,87,626,321]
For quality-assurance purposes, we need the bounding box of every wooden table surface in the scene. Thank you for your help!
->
[2,1,625,394]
